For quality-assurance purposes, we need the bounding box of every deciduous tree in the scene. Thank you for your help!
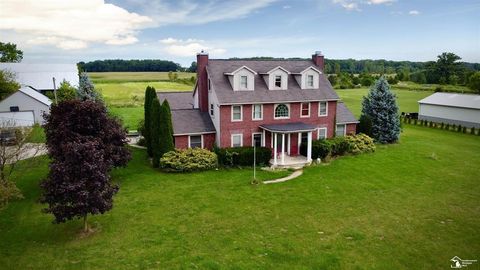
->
[41,100,130,232]
[0,42,23,62]
[0,69,20,101]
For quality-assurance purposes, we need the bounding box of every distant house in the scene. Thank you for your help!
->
[418,92,480,128]
[0,63,79,94]
[159,51,358,167]
[0,87,52,126]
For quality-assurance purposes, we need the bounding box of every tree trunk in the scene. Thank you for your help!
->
[83,215,88,232]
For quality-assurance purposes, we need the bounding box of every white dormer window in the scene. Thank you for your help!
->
[240,76,248,89]
[274,75,282,88]
[307,75,314,87]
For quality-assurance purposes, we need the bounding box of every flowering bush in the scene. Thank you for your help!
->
[160,148,217,172]
[344,133,376,154]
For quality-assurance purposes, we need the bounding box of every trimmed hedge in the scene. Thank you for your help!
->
[344,133,376,154]
[299,139,331,160]
[160,148,217,172]
[215,146,271,166]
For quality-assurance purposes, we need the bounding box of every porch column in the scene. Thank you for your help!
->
[281,133,285,165]
[297,132,301,155]
[262,129,266,147]
[287,133,291,156]
[273,132,277,165]
[307,131,312,162]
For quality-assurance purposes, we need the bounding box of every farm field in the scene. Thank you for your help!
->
[89,72,195,83]
[1,125,479,269]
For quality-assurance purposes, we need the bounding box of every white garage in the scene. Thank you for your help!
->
[418,93,480,128]
[0,87,52,126]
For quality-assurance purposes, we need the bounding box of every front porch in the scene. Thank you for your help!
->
[260,122,315,168]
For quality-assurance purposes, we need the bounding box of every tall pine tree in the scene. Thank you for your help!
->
[150,96,162,168]
[159,101,175,157]
[144,86,156,157]
[361,77,400,143]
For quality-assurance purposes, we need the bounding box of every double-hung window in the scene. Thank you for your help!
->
[232,105,242,121]
[210,104,214,116]
[274,75,282,88]
[318,128,327,140]
[336,124,346,137]
[319,101,328,116]
[301,102,310,117]
[252,104,262,120]
[231,134,243,147]
[189,135,202,148]
[307,75,314,88]
[240,76,248,89]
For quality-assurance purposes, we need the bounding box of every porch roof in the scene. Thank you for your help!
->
[259,122,316,133]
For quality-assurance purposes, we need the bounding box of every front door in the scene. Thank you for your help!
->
[276,133,284,153]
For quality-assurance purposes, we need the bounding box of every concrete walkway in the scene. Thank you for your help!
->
[263,169,303,184]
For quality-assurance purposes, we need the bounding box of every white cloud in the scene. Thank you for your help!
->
[0,0,152,50]
[132,0,277,26]
[283,5,291,9]
[333,0,395,11]
[159,38,226,57]
[409,10,420,15]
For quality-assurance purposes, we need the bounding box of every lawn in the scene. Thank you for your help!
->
[337,88,432,117]
[89,72,196,83]
[108,106,144,130]
[1,125,479,269]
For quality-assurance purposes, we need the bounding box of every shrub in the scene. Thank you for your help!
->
[330,137,352,156]
[462,127,467,133]
[440,123,444,129]
[344,133,376,154]
[470,127,475,135]
[452,124,456,131]
[457,125,462,132]
[358,114,373,136]
[300,139,332,160]
[414,119,417,125]
[429,121,433,128]
[160,148,217,172]
[216,146,271,166]
[137,137,146,147]
[445,123,450,130]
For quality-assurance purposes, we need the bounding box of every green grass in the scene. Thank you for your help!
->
[337,88,433,117]
[109,107,144,130]
[26,124,46,143]
[1,125,479,269]
[394,81,473,93]
[89,72,196,83]
[97,81,192,107]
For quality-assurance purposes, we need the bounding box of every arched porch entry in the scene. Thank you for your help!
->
[260,122,315,166]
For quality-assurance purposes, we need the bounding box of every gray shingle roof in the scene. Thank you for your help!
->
[207,59,339,105]
[157,91,194,110]
[171,109,215,135]
[418,92,480,109]
[260,122,316,132]
[336,102,358,124]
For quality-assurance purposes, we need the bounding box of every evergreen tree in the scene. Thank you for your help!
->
[144,86,156,157]
[361,77,401,143]
[470,127,475,135]
[158,102,174,157]
[78,72,102,101]
[457,125,462,132]
[446,123,450,130]
[162,100,173,135]
[150,97,161,168]
[357,114,373,136]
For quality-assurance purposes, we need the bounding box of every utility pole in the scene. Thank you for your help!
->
[52,77,58,104]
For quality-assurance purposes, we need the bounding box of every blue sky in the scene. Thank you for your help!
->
[0,0,478,66]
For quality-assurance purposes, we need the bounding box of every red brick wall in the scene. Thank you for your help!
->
[174,133,216,150]
[219,101,337,152]
[346,123,357,135]
[197,53,209,112]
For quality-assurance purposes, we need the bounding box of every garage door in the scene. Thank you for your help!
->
[0,111,35,127]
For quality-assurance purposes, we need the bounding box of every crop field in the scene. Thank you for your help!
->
[89,72,195,83]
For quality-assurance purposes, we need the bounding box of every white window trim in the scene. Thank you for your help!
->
[240,75,248,89]
[231,105,243,122]
[210,103,214,118]
[188,135,203,148]
[252,104,263,121]
[231,133,243,147]
[251,132,263,147]
[274,103,290,120]
[336,124,346,137]
[274,75,282,89]
[317,127,327,140]
[300,102,310,118]
[307,74,314,88]
[318,101,328,117]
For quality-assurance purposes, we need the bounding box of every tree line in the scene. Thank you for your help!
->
[77,59,182,72]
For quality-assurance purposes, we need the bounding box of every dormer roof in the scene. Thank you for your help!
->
[207,59,339,105]
[260,66,291,75]
[292,66,322,75]
[223,65,257,75]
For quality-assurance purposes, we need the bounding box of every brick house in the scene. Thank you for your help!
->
[158,51,358,166]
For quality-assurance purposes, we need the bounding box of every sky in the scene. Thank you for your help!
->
[0,0,479,66]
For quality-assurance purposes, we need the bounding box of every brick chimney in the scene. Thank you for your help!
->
[312,51,325,71]
[197,51,209,112]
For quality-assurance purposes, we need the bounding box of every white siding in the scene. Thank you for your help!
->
[419,104,480,125]
[267,69,288,90]
[231,68,255,91]
[301,68,320,89]
[0,91,50,124]
[208,82,221,145]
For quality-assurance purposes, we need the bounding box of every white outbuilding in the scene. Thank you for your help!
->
[0,87,52,126]
[418,92,480,128]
